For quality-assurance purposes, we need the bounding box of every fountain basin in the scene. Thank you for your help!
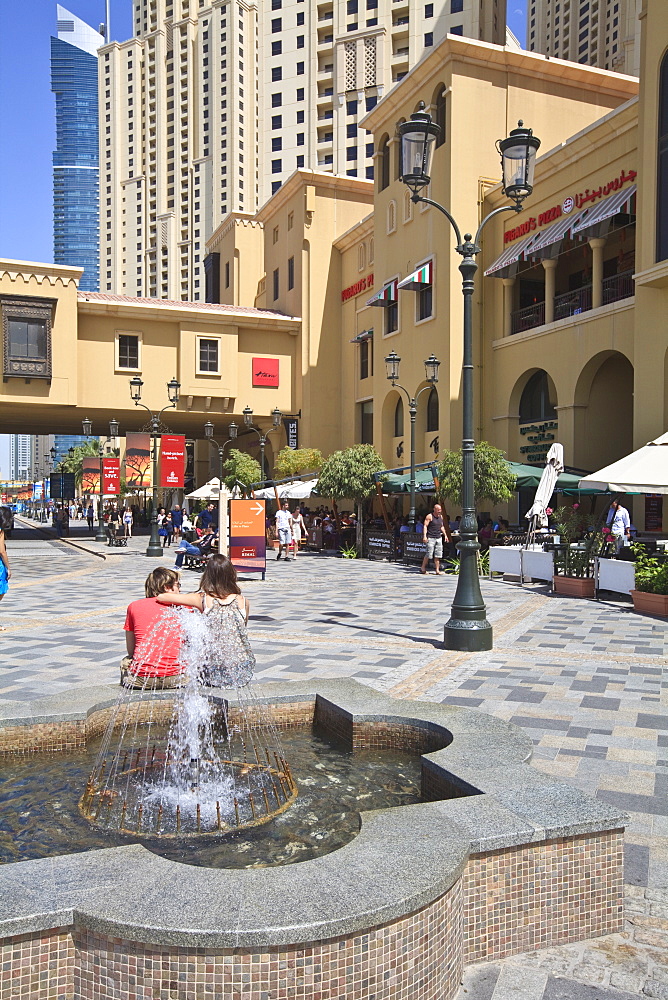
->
[0,679,626,1000]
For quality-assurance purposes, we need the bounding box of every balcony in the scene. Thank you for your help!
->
[554,284,592,321]
[509,272,634,335]
[511,301,545,335]
[602,269,634,304]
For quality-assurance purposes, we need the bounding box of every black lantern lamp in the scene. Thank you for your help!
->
[497,121,541,207]
[271,406,282,428]
[424,354,440,384]
[129,376,144,402]
[384,350,401,383]
[398,103,440,197]
[82,417,93,436]
[167,377,181,405]
[243,405,253,427]
[204,420,214,439]
[228,420,238,440]
[109,418,119,438]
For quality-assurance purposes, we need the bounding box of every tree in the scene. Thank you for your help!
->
[273,447,323,480]
[222,449,262,491]
[60,440,102,490]
[317,444,385,550]
[437,441,516,508]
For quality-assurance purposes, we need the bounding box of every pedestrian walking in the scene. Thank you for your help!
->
[420,503,449,576]
[291,506,306,558]
[123,507,133,537]
[86,503,94,533]
[170,504,183,542]
[606,499,631,554]
[0,506,12,629]
[275,502,293,561]
[160,511,174,547]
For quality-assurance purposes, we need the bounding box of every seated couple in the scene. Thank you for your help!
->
[171,524,218,570]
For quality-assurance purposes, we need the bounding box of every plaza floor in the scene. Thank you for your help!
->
[2,517,667,1000]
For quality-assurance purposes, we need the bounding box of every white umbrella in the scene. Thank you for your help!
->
[525,443,564,529]
[253,478,318,500]
[186,478,222,500]
[578,431,668,494]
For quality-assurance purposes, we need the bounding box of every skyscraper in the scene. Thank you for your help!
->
[101,0,506,301]
[527,0,641,76]
[51,5,104,291]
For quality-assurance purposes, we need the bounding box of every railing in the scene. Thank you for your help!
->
[554,284,592,321]
[602,269,635,305]
[510,300,545,334]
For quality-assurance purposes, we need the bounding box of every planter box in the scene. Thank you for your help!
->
[553,575,595,598]
[630,590,668,617]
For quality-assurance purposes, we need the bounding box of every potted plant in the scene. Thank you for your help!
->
[551,503,597,597]
[630,544,668,616]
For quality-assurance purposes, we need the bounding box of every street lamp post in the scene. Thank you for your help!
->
[204,420,238,554]
[82,418,120,543]
[398,106,540,652]
[242,406,282,481]
[383,352,440,529]
[128,376,182,557]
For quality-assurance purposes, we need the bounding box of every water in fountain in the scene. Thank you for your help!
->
[80,606,297,837]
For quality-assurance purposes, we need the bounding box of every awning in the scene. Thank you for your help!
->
[571,184,637,236]
[381,468,437,493]
[526,210,587,257]
[366,279,398,307]
[484,232,539,277]
[349,328,373,343]
[397,260,432,290]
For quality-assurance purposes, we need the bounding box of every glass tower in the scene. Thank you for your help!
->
[51,6,103,291]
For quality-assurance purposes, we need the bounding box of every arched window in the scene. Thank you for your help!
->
[426,387,439,432]
[394,397,404,437]
[519,371,557,423]
[657,51,668,261]
[378,135,390,191]
[369,237,374,264]
[358,242,366,271]
[403,189,413,223]
[387,199,396,233]
[434,85,446,148]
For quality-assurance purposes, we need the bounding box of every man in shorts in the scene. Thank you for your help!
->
[275,502,293,561]
[121,567,185,688]
[420,503,450,576]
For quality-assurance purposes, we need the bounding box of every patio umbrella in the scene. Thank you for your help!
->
[186,478,223,500]
[577,431,668,494]
[253,479,318,500]
[525,443,564,531]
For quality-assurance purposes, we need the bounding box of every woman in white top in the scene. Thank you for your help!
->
[123,507,133,537]
[291,506,306,557]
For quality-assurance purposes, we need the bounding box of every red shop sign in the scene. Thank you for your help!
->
[252,357,279,388]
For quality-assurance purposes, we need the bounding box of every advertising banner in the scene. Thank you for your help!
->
[159,434,186,489]
[125,433,152,489]
[82,458,101,496]
[229,498,266,577]
[103,457,121,495]
[283,417,298,450]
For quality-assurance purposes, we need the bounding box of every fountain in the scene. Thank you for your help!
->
[80,608,297,837]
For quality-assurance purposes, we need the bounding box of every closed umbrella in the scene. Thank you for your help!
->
[525,443,564,539]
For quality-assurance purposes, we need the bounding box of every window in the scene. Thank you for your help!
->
[272,159,282,173]
[271,17,281,31]
[424,31,433,45]
[358,243,366,270]
[519,371,557,422]
[273,268,279,300]
[272,137,282,151]
[116,332,140,370]
[360,338,371,379]
[297,63,305,75]
[297,12,304,24]
[347,123,357,138]
[272,180,282,194]
[296,155,304,167]
[347,99,357,115]
[297,110,304,123]
[394,397,404,437]
[426,387,439,432]
[287,212,294,230]
[366,95,377,111]
[385,299,398,335]
[297,35,304,47]
[272,93,282,107]
[378,135,390,191]
[360,400,373,443]
[450,24,463,34]
[272,115,282,128]
[347,0,358,11]
[296,87,304,99]
[425,2,433,14]
[347,146,358,160]
[288,255,295,289]
[273,225,279,243]
[387,199,396,233]
[272,41,282,55]
[1,296,54,380]
[417,275,433,321]
[198,337,219,374]
[657,51,668,261]
[225,260,230,288]
[434,85,446,147]
[272,67,282,81]
[297,132,304,145]
[451,0,463,11]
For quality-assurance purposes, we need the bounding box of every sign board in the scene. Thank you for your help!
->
[102,458,121,495]
[365,530,394,561]
[229,498,266,577]
[402,532,426,565]
[125,433,152,488]
[160,434,186,488]
[645,494,663,532]
[50,472,76,501]
[252,357,279,388]
[82,458,100,495]
[283,417,298,450]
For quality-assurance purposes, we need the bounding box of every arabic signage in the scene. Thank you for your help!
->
[252,357,279,388]
[519,420,558,461]
[365,530,395,561]
[159,434,186,488]
[504,167,636,244]
[283,417,298,450]
[125,433,152,489]
[644,495,663,533]
[102,458,121,495]
[229,498,266,575]
[341,273,374,302]
[402,533,426,565]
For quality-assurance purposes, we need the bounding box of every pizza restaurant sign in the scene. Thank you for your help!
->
[504,168,636,245]
[342,273,374,302]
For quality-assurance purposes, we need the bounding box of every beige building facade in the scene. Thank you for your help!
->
[527,0,642,76]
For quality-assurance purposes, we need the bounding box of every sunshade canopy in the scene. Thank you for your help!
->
[578,431,668,494]
[381,468,436,493]
[506,461,605,494]
[253,479,318,500]
[572,184,636,236]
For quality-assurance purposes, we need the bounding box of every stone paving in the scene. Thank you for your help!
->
[1,516,667,1000]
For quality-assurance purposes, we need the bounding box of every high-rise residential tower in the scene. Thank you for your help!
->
[527,0,641,75]
[101,0,506,301]
[51,5,103,291]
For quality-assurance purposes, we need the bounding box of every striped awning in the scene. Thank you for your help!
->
[349,328,374,343]
[484,231,539,277]
[397,260,433,290]
[366,279,398,307]
[571,184,637,236]
[526,210,588,257]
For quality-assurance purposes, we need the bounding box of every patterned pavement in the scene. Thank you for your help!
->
[1,517,667,1000]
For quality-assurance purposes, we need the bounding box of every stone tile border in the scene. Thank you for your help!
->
[0,679,627,1000]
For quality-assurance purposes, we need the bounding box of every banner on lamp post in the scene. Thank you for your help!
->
[125,433,152,489]
[160,434,186,488]
[283,417,298,450]
[82,458,101,495]
[103,457,121,495]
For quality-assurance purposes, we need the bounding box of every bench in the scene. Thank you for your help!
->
[106,526,128,547]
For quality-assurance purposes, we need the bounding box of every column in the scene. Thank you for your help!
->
[502,278,515,337]
[542,258,558,324]
[589,237,607,309]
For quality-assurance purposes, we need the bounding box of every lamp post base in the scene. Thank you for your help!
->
[443,616,493,652]
[94,525,107,544]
